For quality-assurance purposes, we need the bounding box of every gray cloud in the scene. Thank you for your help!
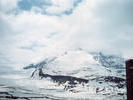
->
[95,0,133,33]
[93,0,133,57]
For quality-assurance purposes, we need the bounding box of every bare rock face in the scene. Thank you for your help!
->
[31,68,89,85]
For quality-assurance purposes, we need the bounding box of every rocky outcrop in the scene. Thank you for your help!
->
[32,68,89,85]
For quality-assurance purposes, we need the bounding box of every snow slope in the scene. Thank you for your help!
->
[23,49,126,99]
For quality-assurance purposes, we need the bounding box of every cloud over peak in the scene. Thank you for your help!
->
[0,0,133,65]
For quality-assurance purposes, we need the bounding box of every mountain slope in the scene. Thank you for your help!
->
[23,50,126,97]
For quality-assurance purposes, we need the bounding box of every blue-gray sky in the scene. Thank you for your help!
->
[0,0,133,65]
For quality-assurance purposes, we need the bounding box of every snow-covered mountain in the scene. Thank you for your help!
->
[24,50,125,77]
[93,52,125,69]
[23,49,126,99]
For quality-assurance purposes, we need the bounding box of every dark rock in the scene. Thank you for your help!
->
[33,68,89,85]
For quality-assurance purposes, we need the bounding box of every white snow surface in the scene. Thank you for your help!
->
[0,50,126,99]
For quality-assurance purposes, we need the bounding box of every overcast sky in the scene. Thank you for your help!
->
[0,0,133,66]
